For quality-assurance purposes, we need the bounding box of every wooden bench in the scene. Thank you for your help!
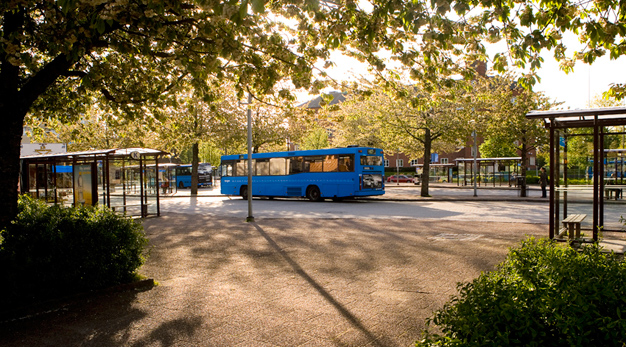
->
[605,187,622,200]
[111,203,149,214]
[559,214,587,239]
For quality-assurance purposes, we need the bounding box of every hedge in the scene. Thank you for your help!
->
[0,196,149,309]
[417,238,626,347]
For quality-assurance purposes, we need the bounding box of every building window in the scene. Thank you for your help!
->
[384,159,389,167]
[441,158,449,164]
[410,159,419,166]
[396,159,403,167]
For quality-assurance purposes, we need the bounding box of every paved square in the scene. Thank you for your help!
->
[0,214,545,346]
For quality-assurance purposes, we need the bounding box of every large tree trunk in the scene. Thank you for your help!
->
[420,129,432,197]
[191,142,199,195]
[0,106,28,229]
[0,10,27,228]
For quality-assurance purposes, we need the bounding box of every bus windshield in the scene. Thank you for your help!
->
[175,163,213,189]
[360,155,383,166]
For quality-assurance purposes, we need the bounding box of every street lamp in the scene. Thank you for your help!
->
[241,92,254,222]
[396,149,400,186]
[470,120,477,197]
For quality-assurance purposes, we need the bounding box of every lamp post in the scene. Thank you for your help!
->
[243,93,254,222]
[396,149,400,186]
[470,120,478,197]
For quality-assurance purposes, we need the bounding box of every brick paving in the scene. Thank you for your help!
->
[0,215,546,347]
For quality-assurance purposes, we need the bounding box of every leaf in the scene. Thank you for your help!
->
[251,0,265,13]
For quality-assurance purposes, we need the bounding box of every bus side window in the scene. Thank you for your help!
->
[290,157,304,174]
[220,161,233,177]
[305,156,324,172]
[256,159,269,176]
[324,155,338,172]
[338,155,354,172]
[270,158,287,175]
[236,160,248,176]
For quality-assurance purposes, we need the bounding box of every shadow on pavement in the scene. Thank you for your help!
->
[251,222,385,347]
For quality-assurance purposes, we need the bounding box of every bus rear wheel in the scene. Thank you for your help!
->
[179,181,184,189]
[306,186,322,202]
[240,186,248,200]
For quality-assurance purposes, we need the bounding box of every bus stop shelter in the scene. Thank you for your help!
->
[413,163,456,183]
[20,147,168,218]
[455,157,523,187]
[526,107,626,242]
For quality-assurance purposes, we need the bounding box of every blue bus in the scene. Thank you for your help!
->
[219,147,385,201]
[175,163,213,188]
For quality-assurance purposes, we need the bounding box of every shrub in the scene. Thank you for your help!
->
[525,175,539,184]
[0,196,149,308]
[417,238,626,347]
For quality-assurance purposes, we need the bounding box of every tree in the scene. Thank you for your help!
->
[421,0,626,99]
[479,136,518,159]
[473,75,555,196]
[333,77,470,197]
[156,80,242,195]
[25,100,160,151]
[0,0,349,227]
[300,125,330,150]
[326,93,385,149]
[249,102,299,154]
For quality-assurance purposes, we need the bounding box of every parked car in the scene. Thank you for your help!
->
[386,175,414,183]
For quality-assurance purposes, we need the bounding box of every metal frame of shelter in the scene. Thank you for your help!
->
[20,148,168,218]
[413,163,456,183]
[455,157,523,187]
[526,107,626,241]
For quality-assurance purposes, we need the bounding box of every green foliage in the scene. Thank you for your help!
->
[479,136,517,158]
[525,175,539,184]
[417,238,626,347]
[300,126,330,150]
[562,178,592,185]
[0,196,149,309]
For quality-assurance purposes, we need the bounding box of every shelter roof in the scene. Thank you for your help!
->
[413,163,456,167]
[526,106,626,128]
[455,157,521,162]
[20,147,167,161]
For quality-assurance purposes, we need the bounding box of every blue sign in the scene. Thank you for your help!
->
[559,137,565,147]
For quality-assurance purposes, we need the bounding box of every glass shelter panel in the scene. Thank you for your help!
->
[555,129,625,238]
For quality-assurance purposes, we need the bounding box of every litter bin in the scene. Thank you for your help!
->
[516,176,526,196]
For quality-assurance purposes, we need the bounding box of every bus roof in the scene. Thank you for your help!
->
[221,147,383,161]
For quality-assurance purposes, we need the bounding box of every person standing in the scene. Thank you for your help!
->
[539,167,549,198]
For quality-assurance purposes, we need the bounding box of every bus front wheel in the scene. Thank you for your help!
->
[306,186,322,202]
[240,186,248,200]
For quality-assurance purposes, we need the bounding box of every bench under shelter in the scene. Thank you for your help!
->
[526,107,626,242]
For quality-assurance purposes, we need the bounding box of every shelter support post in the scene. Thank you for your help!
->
[549,122,555,239]
[563,134,568,219]
[599,126,605,234]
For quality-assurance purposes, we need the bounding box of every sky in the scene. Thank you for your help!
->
[299,41,626,110]
[534,54,626,109]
